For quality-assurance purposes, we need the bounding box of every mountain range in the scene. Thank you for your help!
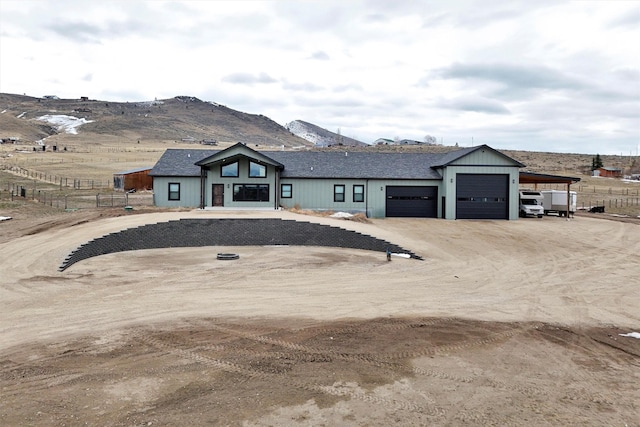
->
[1,93,366,147]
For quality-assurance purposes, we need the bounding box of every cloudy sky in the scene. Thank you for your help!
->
[1,1,638,154]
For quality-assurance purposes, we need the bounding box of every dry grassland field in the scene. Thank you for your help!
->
[1,140,640,426]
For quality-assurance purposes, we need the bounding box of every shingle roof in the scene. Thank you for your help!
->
[267,151,444,179]
[149,145,523,180]
[149,149,215,177]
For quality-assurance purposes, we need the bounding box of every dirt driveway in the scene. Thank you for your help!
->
[1,209,639,426]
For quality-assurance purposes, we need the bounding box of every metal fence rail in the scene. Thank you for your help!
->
[3,186,154,210]
[0,165,111,189]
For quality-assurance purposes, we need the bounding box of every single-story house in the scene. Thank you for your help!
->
[149,143,530,219]
[594,167,623,178]
[113,167,153,192]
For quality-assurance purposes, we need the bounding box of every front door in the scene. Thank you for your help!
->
[212,184,224,207]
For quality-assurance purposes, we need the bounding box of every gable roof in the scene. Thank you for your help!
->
[432,144,525,168]
[149,145,524,180]
[195,142,284,169]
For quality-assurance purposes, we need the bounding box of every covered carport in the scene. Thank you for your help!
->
[519,172,581,216]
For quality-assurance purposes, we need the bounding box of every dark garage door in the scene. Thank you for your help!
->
[386,186,438,217]
[456,174,509,219]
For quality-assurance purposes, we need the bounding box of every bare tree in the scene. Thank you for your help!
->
[423,135,437,145]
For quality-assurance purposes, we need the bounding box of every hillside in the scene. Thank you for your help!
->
[285,119,367,147]
[0,93,310,147]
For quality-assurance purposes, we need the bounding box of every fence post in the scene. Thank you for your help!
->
[96,194,99,208]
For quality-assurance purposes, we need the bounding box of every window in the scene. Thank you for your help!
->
[249,161,266,178]
[221,161,239,177]
[281,184,292,198]
[334,185,345,202]
[353,185,364,202]
[168,182,180,201]
[233,184,269,201]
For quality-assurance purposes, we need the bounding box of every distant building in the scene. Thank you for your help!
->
[397,139,422,145]
[113,167,153,192]
[374,138,394,145]
[80,96,89,101]
[43,95,59,100]
[594,167,623,178]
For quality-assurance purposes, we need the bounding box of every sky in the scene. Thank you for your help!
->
[0,1,638,155]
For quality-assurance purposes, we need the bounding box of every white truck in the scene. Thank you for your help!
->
[541,190,577,217]
[519,190,544,218]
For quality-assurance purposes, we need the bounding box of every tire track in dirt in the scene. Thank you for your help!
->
[185,319,622,408]
[170,320,544,400]
[137,334,442,416]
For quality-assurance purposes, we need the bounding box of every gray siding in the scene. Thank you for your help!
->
[440,166,520,220]
[279,178,443,218]
[153,177,201,208]
[204,159,278,208]
[448,147,516,166]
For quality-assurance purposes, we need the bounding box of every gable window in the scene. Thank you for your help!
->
[168,182,180,201]
[281,184,292,198]
[249,161,267,178]
[221,161,239,177]
[353,185,364,202]
[233,184,269,201]
[334,184,345,202]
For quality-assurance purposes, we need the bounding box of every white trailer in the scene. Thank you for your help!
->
[541,190,577,217]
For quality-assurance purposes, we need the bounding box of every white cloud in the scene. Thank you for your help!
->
[0,0,638,154]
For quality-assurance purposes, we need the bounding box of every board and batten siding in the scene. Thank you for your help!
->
[439,166,520,220]
[279,178,443,218]
[204,161,278,208]
[152,177,201,208]
[448,147,518,166]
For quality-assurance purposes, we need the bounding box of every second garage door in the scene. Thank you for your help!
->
[456,174,509,219]
[386,186,438,217]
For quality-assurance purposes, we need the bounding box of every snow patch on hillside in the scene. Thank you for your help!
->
[136,100,164,107]
[285,120,366,147]
[37,115,94,134]
[285,120,326,145]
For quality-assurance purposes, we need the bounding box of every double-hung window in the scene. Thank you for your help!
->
[334,185,345,202]
[168,182,180,201]
[281,184,292,198]
[353,185,364,202]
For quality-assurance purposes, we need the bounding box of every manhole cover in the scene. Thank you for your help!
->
[217,253,239,260]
